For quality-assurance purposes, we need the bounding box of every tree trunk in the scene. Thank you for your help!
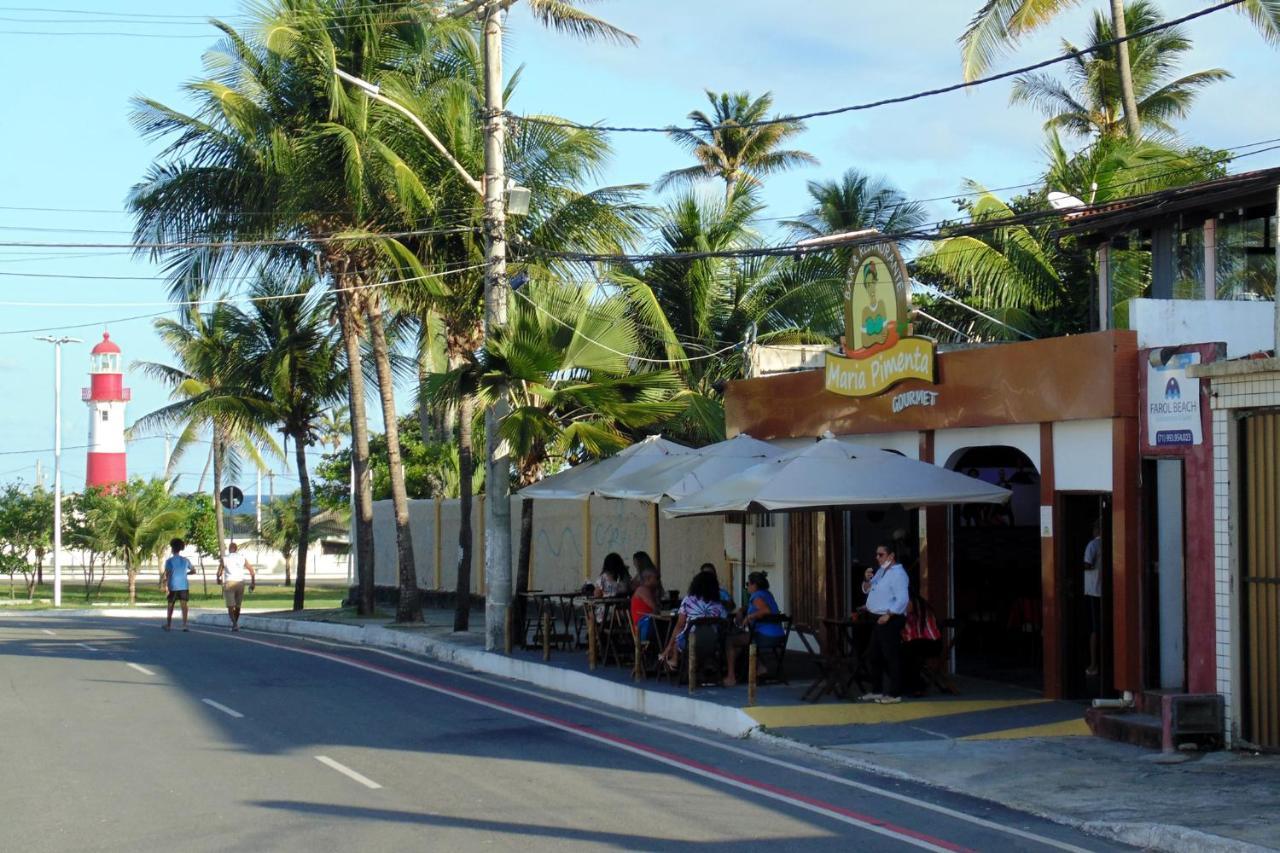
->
[127,565,136,606]
[212,430,227,558]
[335,279,376,617]
[1110,0,1142,140]
[366,298,422,623]
[292,432,312,612]
[454,392,475,632]
[482,5,512,651]
[513,497,534,636]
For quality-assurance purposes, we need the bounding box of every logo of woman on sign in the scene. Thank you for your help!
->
[845,252,903,355]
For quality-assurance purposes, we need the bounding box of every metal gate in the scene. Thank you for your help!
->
[1242,412,1280,749]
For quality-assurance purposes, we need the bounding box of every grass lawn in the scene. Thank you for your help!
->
[0,579,349,611]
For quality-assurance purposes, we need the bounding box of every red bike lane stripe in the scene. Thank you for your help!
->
[212,630,970,852]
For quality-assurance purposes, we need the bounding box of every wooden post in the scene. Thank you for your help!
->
[748,643,758,707]
[586,606,597,670]
[582,499,593,581]
[434,498,443,590]
[504,605,513,655]
[688,634,697,694]
[541,607,550,662]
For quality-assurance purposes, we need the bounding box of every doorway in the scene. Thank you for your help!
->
[1061,493,1112,699]
[948,446,1042,690]
[1240,411,1279,749]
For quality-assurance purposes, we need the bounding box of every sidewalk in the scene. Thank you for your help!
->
[189,607,1280,853]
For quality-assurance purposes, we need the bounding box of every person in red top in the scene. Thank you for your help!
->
[630,568,660,642]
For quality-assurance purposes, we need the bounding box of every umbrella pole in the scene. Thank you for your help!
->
[740,516,747,600]
[653,502,662,571]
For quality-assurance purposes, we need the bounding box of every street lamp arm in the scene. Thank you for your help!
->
[334,68,484,199]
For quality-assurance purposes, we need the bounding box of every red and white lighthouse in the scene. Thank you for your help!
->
[83,332,130,489]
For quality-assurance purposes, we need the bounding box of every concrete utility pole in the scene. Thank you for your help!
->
[35,335,81,608]
[481,5,512,652]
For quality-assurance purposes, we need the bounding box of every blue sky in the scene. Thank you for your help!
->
[0,0,1276,495]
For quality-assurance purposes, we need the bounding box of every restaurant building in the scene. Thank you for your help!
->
[728,169,1279,726]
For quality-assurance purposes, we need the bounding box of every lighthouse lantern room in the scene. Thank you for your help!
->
[83,332,130,489]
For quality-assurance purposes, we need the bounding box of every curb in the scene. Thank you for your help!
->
[192,612,760,739]
[188,612,1268,853]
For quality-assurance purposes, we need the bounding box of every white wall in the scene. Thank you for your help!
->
[371,495,724,598]
[1052,419,1115,491]
[1131,298,1275,358]
[936,423,1041,473]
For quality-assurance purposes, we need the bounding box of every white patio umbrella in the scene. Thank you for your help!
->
[595,433,781,502]
[518,434,692,500]
[664,434,1010,517]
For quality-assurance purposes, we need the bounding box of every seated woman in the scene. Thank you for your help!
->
[594,552,631,623]
[630,568,660,643]
[658,570,727,669]
[724,571,784,687]
[699,562,736,611]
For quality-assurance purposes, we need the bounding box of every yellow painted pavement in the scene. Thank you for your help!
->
[962,718,1092,740]
[745,698,1045,729]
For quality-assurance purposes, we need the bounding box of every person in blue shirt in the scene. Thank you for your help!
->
[162,538,196,632]
[723,571,784,687]
[860,543,910,703]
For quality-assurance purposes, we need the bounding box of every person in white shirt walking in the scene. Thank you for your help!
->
[217,541,255,632]
[860,543,910,704]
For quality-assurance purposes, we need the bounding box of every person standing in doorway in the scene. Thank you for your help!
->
[860,543,910,704]
[1083,521,1103,677]
[217,541,255,632]
[162,538,195,632]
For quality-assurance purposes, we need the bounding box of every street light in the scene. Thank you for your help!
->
[335,65,530,648]
[34,335,82,608]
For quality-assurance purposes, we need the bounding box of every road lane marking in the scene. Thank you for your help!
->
[126,663,155,676]
[213,632,960,852]
[76,642,98,651]
[41,629,55,636]
[201,699,244,719]
[276,633,1090,853]
[315,756,382,790]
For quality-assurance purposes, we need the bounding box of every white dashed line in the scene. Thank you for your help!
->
[126,663,155,676]
[201,699,244,719]
[76,643,98,651]
[315,756,382,790]
[41,629,55,636]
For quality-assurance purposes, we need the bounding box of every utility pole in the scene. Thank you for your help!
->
[481,4,512,652]
[35,335,81,608]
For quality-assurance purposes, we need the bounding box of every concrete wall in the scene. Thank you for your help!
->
[1130,298,1275,358]
[371,496,724,597]
[1205,362,1280,745]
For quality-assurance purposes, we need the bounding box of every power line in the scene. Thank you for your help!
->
[0,225,475,251]
[508,0,1247,134]
[0,261,484,292]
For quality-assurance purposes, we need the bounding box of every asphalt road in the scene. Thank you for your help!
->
[0,613,1132,853]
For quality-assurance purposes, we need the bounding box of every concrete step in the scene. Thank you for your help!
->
[1086,708,1164,750]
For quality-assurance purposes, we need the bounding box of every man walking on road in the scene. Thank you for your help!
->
[163,537,196,632]
[217,541,255,632]
[860,543,910,704]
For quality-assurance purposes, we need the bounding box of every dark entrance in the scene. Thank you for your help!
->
[1061,492,1112,699]
[948,447,1042,690]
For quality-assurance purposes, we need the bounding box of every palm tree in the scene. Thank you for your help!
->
[375,21,651,630]
[427,279,684,626]
[89,480,188,605]
[225,275,346,609]
[260,493,348,589]
[610,188,841,443]
[128,1,451,619]
[1011,2,1231,140]
[655,90,818,199]
[961,0,1280,139]
[132,304,279,559]
[785,169,930,239]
